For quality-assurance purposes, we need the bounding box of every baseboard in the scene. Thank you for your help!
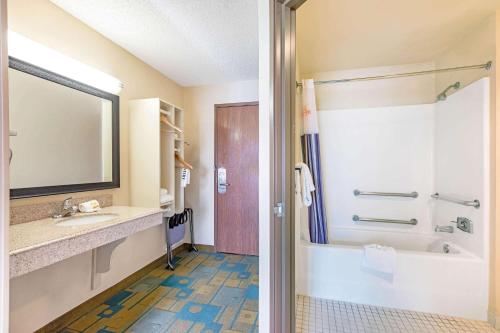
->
[488,311,500,330]
[197,244,216,252]
[35,243,191,333]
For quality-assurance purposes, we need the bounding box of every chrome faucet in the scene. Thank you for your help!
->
[53,197,78,218]
[435,225,454,233]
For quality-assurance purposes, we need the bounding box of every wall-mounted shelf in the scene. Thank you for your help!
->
[160,109,172,117]
[130,98,187,215]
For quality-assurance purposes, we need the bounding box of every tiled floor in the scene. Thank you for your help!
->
[57,251,497,333]
[61,251,259,333]
[296,295,497,333]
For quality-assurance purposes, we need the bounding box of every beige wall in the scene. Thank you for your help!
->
[8,0,184,207]
[302,62,436,111]
[435,15,496,96]
[183,79,259,246]
[8,1,184,332]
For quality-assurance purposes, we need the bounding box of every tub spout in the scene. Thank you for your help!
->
[434,225,454,233]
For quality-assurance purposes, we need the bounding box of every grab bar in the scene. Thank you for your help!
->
[431,193,480,209]
[352,215,418,225]
[353,189,418,198]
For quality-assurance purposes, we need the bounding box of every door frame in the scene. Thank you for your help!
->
[270,0,306,332]
[213,101,259,253]
[0,0,9,330]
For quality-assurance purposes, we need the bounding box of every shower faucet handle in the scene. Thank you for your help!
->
[450,217,473,234]
[435,225,454,233]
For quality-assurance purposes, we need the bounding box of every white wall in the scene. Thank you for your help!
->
[183,79,259,246]
[257,0,271,331]
[433,78,490,258]
[318,104,435,239]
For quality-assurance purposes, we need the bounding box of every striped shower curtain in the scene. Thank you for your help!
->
[301,79,328,244]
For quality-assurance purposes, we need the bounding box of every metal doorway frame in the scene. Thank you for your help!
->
[270,0,306,332]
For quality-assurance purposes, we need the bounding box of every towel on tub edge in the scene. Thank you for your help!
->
[362,244,396,275]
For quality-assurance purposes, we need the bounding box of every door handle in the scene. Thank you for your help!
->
[217,167,229,194]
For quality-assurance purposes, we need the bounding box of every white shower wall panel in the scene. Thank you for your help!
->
[298,79,490,320]
[318,105,435,240]
[433,78,490,258]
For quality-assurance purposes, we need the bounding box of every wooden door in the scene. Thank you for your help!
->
[215,102,259,256]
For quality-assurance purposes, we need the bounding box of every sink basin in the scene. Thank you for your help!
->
[56,214,118,227]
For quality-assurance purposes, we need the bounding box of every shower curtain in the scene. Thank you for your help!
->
[301,79,328,244]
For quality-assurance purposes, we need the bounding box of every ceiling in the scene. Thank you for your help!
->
[51,0,258,87]
[297,0,500,74]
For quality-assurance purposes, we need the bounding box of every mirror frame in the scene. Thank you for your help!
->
[8,56,120,199]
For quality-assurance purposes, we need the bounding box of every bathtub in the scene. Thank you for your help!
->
[296,228,489,320]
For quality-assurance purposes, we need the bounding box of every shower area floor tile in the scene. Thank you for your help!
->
[296,295,496,333]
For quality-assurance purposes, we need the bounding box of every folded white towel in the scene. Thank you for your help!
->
[160,193,174,204]
[295,162,315,207]
[362,244,396,275]
[79,200,100,213]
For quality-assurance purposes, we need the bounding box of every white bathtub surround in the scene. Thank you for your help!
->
[316,79,489,251]
[297,237,488,320]
[10,206,163,278]
[318,103,435,237]
[361,244,396,275]
[433,78,490,259]
[297,78,490,320]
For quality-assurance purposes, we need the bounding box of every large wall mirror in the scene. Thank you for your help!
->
[8,57,120,198]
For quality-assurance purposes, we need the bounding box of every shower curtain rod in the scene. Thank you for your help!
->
[296,61,492,87]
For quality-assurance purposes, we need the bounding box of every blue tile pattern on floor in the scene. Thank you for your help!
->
[104,291,133,306]
[128,308,176,333]
[61,251,259,333]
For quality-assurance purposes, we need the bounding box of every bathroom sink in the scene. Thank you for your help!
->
[56,214,118,227]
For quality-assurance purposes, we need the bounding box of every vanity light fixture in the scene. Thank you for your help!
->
[8,30,123,95]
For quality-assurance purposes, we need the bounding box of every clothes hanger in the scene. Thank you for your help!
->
[175,153,193,170]
[160,114,183,133]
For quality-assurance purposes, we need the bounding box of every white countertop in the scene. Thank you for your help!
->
[10,206,164,278]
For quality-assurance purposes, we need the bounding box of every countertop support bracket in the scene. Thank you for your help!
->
[91,238,126,290]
